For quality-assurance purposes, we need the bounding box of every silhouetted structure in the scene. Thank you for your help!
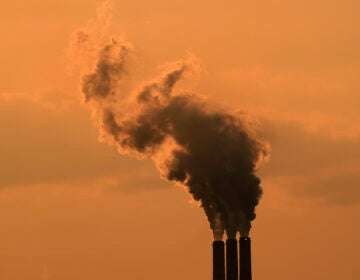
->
[226,238,238,280]
[239,237,252,280]
[213,241,225,280]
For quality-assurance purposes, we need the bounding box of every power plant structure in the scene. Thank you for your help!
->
[213,241,225,280]
[213,237,252,280]
[239,237,252,280]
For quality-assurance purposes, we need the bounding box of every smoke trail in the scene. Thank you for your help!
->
[67,1,114,74]
[80,38,269,238]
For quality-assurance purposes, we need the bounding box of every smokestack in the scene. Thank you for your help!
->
[239,237,252,280]
[213,241,225,280]
[226,238,238,280]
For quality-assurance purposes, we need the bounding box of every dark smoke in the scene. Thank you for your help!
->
[82,39,269,239]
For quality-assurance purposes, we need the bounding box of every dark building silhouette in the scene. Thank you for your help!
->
[213,241,225,280]
[226,238,238,280]
[239,237,252,280]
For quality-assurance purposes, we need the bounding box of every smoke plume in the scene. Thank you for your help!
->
[80,38,269,238]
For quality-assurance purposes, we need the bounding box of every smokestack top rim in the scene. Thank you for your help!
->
[226,238,238,244]
[239,236,251,240]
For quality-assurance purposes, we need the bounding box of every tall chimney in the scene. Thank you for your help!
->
[239,237,252,280]
[213,241,225,280]
[226,238,238,280]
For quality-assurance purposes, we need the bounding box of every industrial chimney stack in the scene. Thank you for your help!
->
[213,241,226,280]
[239,237,252,280]
[226,239,238,280]
[213,237,252,280]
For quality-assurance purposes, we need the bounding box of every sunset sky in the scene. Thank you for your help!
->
[1,1,359,279]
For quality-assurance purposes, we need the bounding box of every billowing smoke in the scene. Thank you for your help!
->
[81,38,269,239]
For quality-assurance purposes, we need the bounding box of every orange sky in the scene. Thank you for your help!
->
[1,1,359,279]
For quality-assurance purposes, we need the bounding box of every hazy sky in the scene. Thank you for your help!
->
[1,1,359,279]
